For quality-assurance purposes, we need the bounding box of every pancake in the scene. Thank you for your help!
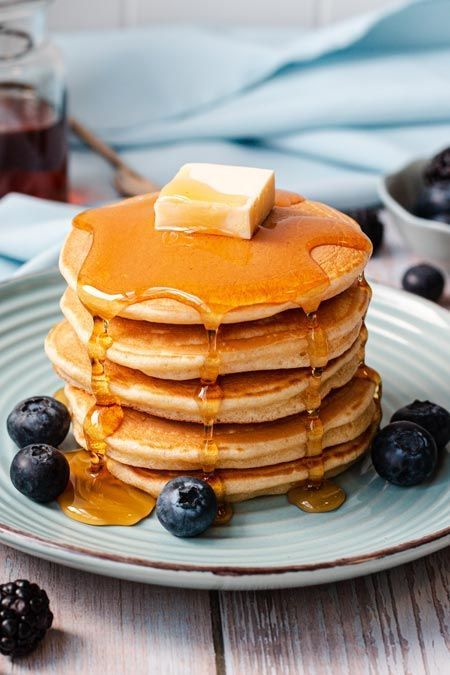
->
[105,419,380,503]
[60,281,370,380]
[60,194,371,325]
[66,376,378,470]
[47,320,367,423]
[52,184,378,520]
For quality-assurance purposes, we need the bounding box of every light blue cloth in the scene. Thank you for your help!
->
[1,0,450,279]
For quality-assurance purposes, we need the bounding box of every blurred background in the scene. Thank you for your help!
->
[1,0,449,300]
[48,0,397,29]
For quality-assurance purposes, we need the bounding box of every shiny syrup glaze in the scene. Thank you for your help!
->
[286,272,377,512]
[58,187,372,525]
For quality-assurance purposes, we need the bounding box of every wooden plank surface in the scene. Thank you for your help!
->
[219,549,449,675]
[0,544,217,675]
[0,544,447,674]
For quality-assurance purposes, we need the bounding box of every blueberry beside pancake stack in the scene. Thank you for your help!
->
[45,164,381,524]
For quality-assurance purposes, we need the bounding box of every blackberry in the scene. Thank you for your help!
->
[424,147,450,185]
[0,580,53,658]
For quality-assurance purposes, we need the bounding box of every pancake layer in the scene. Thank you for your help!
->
[106,419,380,502]
[60,195,371,324]
[47,320,367,423]
[66,377,377,470]
[60,281,369,380]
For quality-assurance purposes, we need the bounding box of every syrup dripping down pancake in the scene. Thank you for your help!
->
[60,194,371,324]
[65,376,378,471]
[105,418,380,503]
[47,321,367,424]
[59,282,370,380]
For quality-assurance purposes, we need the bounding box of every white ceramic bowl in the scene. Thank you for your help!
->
[378,159,450,271]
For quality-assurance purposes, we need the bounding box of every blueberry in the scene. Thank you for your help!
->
[391,400,450,450]
[415,185,450,219]
[10,444,70,503]
[401,264,445,302]
[431,212,450,224]
[424,146,450,185]
[371,421,437,487]
[7,396,70,448]
[345,206,384,255]
[156,477,217,537]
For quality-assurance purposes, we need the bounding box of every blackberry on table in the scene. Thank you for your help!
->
[0,580,53,658]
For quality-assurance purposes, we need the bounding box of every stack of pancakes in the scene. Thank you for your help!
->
[45,194,381,503]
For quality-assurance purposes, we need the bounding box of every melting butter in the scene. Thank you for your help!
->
[154,163,275,239]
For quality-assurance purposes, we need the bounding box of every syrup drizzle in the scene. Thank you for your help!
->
[287,273,377,513]
[57,313,155,524]
[287,308,330,509]
[57,190,372,524]
[194,325,232,520]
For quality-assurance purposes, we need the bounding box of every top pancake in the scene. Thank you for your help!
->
[60,192,371,325]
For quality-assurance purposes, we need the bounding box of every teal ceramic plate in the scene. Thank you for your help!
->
[0,271,448,590]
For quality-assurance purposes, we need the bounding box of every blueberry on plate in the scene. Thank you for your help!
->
[345,206,384,255]
[401,263,445,302]
[7,396,70,448]
[391,400,450,450]
[10,444,70,503]
[156,476,217,537]
[371,421,437,487]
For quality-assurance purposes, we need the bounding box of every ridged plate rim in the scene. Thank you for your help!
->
[0,269,448,590]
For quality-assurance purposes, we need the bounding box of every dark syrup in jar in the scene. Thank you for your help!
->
[0,85,68,201]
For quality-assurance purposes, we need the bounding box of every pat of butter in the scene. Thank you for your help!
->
[154,163,275,239]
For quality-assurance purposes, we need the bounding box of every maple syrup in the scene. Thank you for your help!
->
[288,479,346,513]
[356,274,381,401]
[196,327,223,472]
[59,314,156,524]
[203,473,234,525]
[53,387,69,408]
[274,189,305,207]
[287,308,331,508]
[57,450,155,526]
[288,275,375,513]
[287,272,380,514]
[0,90,67,201]
[58,190,372,525]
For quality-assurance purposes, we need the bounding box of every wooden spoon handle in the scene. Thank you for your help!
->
[69,117,127,170]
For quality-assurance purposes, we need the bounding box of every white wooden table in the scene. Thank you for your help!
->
[1,190,448,674]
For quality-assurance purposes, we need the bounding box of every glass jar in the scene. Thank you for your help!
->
[0,0,68,201]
